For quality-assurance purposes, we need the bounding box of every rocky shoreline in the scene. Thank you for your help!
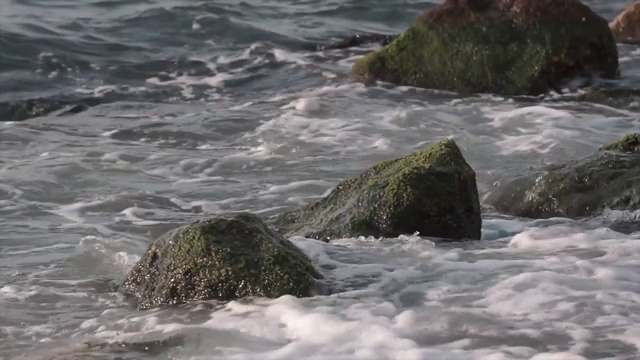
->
[116,0,640,309]
[121,131,640,309]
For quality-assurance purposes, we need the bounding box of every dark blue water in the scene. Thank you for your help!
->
[3,1,640,359]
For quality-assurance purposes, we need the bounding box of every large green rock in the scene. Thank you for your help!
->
[487,134,640,219]
[120,212,322,310]
[351,0,619,96]
[272,138,482,241]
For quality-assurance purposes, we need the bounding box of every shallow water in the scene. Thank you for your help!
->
[2,0,640,359]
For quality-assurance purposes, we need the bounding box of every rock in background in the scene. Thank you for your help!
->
[351,0,619,96]
[487,134,640,219]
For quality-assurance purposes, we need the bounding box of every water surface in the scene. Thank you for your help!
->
[2,0,640,359]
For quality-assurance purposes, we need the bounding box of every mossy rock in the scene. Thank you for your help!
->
[351,0,619,96]
[120,212,322,310]
[487,133,640,219]
[272,138,481,241]
[600,133,640,153]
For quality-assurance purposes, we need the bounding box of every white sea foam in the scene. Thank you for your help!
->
[76,235,143,271]
[243,99,410,158]
[48,199,105,223]
[480,102,638,158]
[272,48,311,65]
[281,97,321,114]
[147,72,233,88]
[0,284,39,300]
[485,105,573,128]
[170,198,221,214]
[266,83,366,103]
[258,180,332,195]
[52,222,640,359]
[139,43,314,100]
[117,206,164,225]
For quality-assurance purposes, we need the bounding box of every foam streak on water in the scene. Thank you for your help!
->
[2,0,640,359]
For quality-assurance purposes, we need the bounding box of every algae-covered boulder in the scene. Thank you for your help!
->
[610,1,640,44]
[487,133,640,219]
[351,0,619,96]
[120,212,321,310]
[272,138,481,241]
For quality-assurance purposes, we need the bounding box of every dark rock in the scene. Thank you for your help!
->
[601,133,640,153]
[576,87,640,108]
[0,96,103,122]
[272,138,481,241]
[351,0,619,96]
[120,212,322,310]
[487,133,640,219]
[610,1,640,44]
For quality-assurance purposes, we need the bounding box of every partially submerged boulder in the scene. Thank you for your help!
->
[351,0,619,96]
[610,1,640,44]
[487,133,640,219]
[576,87,640,108]
[272,138,482,241]
[0,95,103,122]
[120,212,321,310]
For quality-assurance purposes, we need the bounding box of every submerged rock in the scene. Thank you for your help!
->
[610,1,640,44]
[120,212,321,310]
[351,0,619,96]
[0,96,103,121]
[272,138,481,241]
[576,87,640,108]
[487,133,640,219]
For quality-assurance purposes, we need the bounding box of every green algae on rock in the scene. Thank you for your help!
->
[120,212,322,310]
[351,0,619,96]
[487,133,640,219]
[272,138,481,241]
[600,133,640,153]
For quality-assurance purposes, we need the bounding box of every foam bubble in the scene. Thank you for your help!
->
[281,97,321,114]
[272,48,311,65]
